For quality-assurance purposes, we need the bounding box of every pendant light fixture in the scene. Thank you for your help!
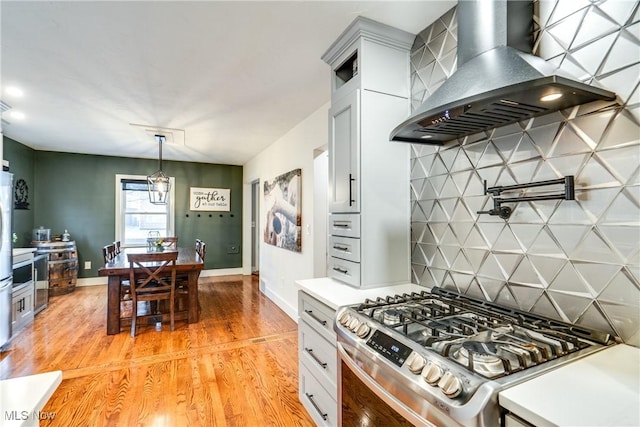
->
[148,134,171,204]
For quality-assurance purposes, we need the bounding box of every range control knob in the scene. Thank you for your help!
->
[355,323,370,338]
[406,353,426,374]
[347,317,360,331]
[421,361,444,385]
[338,311,351,326]
[438,371,463,398]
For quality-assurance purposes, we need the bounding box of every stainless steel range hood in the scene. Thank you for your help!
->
[390,0,617,145]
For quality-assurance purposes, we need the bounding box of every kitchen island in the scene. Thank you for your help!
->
[0,370,62,426]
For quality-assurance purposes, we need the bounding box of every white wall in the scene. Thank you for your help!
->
[242,102,329,319]
[313,150,328,277]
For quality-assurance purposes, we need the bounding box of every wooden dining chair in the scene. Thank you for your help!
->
[195,239,206,260]
[127,251,178,337]
[159,236,178,248]
[176,239,206,312]
[104,243,130,300]
[102,244,116,263]
[113,241,121,254]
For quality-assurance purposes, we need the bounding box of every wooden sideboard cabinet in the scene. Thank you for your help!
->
[33,241,78,296]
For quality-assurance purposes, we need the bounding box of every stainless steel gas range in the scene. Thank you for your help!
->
[335,287,618,427]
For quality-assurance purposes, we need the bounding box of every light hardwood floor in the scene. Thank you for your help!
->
[0,275,315,427]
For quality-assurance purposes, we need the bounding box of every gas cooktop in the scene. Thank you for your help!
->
[335,287,618,426]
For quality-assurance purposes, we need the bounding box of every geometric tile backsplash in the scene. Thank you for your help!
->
[409,1,640,346]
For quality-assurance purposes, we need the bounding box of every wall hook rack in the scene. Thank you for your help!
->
[477,176,575,219]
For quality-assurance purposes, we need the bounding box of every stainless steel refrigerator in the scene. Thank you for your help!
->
[0,172,13,351]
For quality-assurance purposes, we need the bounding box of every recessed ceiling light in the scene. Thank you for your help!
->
[540,93,563,102]
[5,86,23,97]
[420,134,433,139]
[10,111,25,120]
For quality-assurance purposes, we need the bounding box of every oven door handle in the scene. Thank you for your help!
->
[337,343,436,427]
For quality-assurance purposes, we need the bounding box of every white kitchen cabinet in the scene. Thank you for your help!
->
[504,414,533,427]
[298,290,338,426]
[295,278,424,426]
[11,284,34,333]
[328,88,360,213]
[322,16,413,288]
[12,250,35,334]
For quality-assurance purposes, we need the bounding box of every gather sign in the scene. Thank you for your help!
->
[189,187,230,211]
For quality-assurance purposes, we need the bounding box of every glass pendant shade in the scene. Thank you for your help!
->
[148,134,170,204]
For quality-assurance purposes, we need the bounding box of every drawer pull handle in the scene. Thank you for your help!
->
[305,347,327,369]
[332,222,351,228]
[305,393,328,421]
[304,309,327,326]
[333,267,348,274]
[333,245,349,251]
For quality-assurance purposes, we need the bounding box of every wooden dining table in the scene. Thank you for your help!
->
[98,246,204,335]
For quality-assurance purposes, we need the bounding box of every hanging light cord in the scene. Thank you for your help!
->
[155,134,166,171]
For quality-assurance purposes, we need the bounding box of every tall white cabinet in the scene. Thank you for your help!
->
[322,17,413,288]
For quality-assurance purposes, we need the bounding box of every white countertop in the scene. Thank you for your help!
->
[0,370,62,426]
[295,277,426,309]
[499,344,640,427]
[12,248,36,257]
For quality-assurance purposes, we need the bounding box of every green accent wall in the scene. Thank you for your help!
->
[4,138,36,246]
[3,137,242,278]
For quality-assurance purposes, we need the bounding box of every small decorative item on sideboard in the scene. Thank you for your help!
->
[32,226,51,243]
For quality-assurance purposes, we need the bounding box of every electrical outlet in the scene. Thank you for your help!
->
[227,245,239,254]
[84,261,91,270]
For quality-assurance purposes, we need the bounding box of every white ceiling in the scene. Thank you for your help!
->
[1,1,455,165]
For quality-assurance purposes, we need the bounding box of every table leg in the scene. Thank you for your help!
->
[188,270,200,323]
[107,275,121,335]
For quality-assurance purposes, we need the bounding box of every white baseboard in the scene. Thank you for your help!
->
[260,284,297,322]
[199,268,243,278]
[76,268,245,287]
[76,276,107,287]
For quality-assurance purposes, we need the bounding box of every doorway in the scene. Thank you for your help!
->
[251,179,260,276]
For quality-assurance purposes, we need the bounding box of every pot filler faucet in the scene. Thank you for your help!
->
[477,176,575,219]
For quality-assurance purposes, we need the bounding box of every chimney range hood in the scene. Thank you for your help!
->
[390,0,617,145]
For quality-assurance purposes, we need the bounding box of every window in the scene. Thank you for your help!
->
[115,174,175,247]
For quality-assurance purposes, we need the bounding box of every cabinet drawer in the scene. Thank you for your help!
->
[505,413,534,427]
[329,235,360,263]
[328,257,361,287]
[299,291,336,341]
[299,363,338,427]
[299,320,337,392]
[329,213,360,238]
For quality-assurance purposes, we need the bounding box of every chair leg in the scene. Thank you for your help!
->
[131,299,137,337]
[170,295,175,332]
